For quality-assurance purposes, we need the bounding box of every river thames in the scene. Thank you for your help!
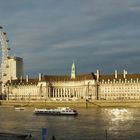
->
[0,107,140,140]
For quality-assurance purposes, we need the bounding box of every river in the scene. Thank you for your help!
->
[0,107,139,140]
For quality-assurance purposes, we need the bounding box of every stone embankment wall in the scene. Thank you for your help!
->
[1,100,140,108]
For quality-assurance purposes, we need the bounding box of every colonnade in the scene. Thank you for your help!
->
[48,86,84,99]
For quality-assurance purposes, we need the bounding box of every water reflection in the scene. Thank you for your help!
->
[103,108,134,131]
[0,107,139,140]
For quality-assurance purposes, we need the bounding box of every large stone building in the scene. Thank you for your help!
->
[2,56,23,97]
[3,62,140,101]
[98,71,140,100]
[4,63,97,101]
[2,56,23,84]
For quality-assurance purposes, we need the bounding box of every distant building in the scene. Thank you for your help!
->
[4,73,96,101]
[4,63,96,101]
[98,70,140,100]
[3,63,140,101]
[2,56,23,84]
[2,56,23,95]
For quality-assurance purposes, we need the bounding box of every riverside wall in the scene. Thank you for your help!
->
[1,100,140,108]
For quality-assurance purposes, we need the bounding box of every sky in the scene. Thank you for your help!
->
[0,0,140,77]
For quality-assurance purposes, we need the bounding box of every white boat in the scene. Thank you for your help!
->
[14,105,25,111]
[34,107,78,115]
[14,107,25,111]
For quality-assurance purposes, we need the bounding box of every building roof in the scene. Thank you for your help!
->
[99,73,140,82]
[5,73,96,85]
[44,73,96,81]
[6,78,39,85]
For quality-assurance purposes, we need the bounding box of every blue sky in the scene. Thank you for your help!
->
[0,0,140,76]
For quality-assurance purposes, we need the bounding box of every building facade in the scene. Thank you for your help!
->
[2,56,23,95]
[98,71,140,100]
[2,56,23,84]
[3,63,140,101]
[4,73,96,101]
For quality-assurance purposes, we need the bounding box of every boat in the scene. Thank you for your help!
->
[14,105,25,111]
[14,107,25,111]
[34,107,78,115]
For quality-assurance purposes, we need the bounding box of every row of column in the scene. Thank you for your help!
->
[48,87,84,98]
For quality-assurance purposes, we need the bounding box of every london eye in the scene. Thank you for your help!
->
[0,26,11,81]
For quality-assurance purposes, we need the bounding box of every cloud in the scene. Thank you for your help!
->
[0,0,140,76]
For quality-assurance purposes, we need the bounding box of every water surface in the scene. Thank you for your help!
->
[0,107,139,140]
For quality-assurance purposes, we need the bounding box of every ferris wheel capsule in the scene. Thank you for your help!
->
[0,26,11,82]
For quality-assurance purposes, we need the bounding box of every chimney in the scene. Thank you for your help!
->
[39,73,42,81]
[20,75,23,82]
[115,70,117,79]
[123,69,127,78]
[26,75,29,83]
[96,69,100,81]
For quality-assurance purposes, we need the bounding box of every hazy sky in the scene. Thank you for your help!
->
[0,0,140,76]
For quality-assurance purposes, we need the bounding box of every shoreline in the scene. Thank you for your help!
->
[1,100,140,108]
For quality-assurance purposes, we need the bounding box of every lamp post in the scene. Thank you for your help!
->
[86,82,90,108]
[96,81,99,100]
[7,84,9,100]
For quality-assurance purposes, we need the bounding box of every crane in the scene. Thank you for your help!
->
[0,26,10,82]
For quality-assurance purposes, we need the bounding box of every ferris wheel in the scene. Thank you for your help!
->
[0,26,10,81]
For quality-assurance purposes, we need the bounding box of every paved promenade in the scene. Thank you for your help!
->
[1,100,140,108]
